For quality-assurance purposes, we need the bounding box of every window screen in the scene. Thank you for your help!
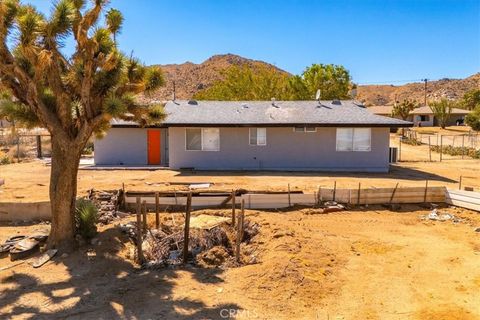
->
[186,128,219,151]
[186,129,202,151]
[353,128,371,151]
[250,128,267,145]
[202,128,220,151]
[336,128,354,151]
[336,128,371,152]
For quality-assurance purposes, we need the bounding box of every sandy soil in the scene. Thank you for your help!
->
[1,206,480,319]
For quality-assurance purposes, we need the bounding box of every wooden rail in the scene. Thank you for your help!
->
[124,186,447,209]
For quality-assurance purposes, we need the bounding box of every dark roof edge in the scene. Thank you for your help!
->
[112,122,413,129]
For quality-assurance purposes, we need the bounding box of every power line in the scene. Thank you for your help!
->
[358,78,440,85]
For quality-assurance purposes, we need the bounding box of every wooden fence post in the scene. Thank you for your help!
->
[333,181,337,202]
[287,183,291,207]
[389,183,399,205]
[428,136,432,162]
[36,135,42,158]
[423,180,429,203]
[459,176,463,191]
[357,182,361,206]
[155,192,160,229]
[398,136,402,162]
[462,135,465,159]
[231,190,236,226]
[183,192,192,264]
[142,200,147,234]
[236,199,245,263]
[136,197,144,264]
[440,135,443,161]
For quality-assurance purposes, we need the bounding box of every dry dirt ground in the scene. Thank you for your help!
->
[1,133,480,201]
[1,206,480,319]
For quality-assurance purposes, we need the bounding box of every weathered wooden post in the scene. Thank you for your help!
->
[423,180,429,203]
[357,182,361,206]
[235,199,245,263]
[440,135,443,161]
[389,183,399,206]
[155,192,160,229]
[36,135,42,158]
[231,190,236,226]
[287,183,291,207]
[459,176,463,190]
[136,197,144,264]
[141,200,147,234]
[333,181,337,202]
[428,136,432,162]
[398,136,402,162]
[183,192,192,264]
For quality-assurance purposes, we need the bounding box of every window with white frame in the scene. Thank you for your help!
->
[185,128,220,151]
[294,126,316,132]
[249,128,267,146]
[336,128,371,152]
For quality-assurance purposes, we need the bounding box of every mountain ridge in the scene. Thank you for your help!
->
[141,54,479,106]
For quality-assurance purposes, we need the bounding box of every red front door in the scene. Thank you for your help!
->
[147,130,161,165]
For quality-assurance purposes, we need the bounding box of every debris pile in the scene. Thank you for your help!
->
[120,215,260,268]
[0,231,49,261]
[422,209,462,223]
[87,189,123,224]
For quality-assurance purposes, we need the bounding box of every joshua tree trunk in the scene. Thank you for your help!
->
[48,136,83,251]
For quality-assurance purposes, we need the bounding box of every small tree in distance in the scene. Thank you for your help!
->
[391,99,417,121]
[430,99,454,129]
[0,0,166,250]
[465,106,480,131]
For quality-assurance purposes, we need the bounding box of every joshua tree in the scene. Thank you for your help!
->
[391,99,417,121]
[430,98,453,129]
[0,0,165,250]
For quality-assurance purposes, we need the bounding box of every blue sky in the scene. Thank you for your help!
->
[28,0,479,84]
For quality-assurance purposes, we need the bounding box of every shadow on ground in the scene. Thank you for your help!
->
[0,227,239,319]
[173,165,457,184]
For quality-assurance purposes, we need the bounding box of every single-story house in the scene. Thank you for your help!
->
[368,105,471,127]
[94,100,412,172]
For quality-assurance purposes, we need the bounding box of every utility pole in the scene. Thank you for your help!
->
[422,79,428,106]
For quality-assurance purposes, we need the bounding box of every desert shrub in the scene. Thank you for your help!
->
[402,137,422,146]
[82,141,94,155]
[7,145,28,159]
[75,199,98,240]
[430,145,480,159]
[0,151,10,165]
[465,107,480,131]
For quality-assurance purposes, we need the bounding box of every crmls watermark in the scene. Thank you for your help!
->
[219,309,259,319]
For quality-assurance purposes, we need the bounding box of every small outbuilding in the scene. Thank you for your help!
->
[94,100,412,172]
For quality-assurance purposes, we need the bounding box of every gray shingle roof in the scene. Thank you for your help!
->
[114,100,412,128]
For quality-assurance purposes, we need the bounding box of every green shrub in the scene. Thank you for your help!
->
[75,199,98,240]
[465,106,480,131]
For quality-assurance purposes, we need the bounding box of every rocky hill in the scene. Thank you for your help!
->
[357,73,480,106]
[141,54,479,106]
[140,54,289,102]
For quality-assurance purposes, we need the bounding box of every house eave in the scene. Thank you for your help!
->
[111,122,413,129]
